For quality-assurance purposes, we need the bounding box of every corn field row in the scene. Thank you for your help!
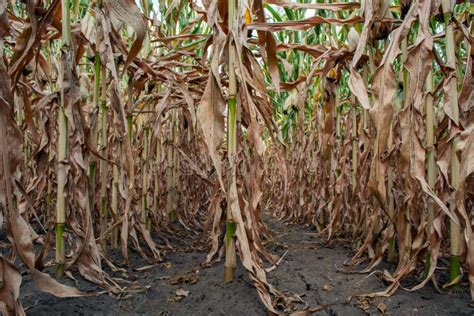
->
[0,0,473,314]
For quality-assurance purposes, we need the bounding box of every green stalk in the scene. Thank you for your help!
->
[55,223,65,276]
[224,0,237,283]
[127,114,133,143]
[441,0,461,285]
[56,0,72,278]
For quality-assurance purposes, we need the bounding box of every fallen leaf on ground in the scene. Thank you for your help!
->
[176,288,189,297]
[168,288,190,303]
[170,270,198,285]
[377,302,387,314]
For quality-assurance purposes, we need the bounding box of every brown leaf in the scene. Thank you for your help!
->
[196,74,225,191]
[104,0,146,74]
[0,257,24,316]
[248,15,364,32]
[265,0,359,11]
[377,302,387,314]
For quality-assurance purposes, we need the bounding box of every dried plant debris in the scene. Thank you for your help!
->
[0,0,473,315]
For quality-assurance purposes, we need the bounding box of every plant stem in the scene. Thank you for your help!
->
[111,164,119,249]
[225,0,237,283]
[424,69,436,278]
[99,64,108,250]
[166,110,176,222]
[142,125,150,227]
[441,0,461,285]
[56,0,72,278]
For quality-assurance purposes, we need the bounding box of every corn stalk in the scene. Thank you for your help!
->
[98,64,108,250]
[441,0,461,285]
[56,0,73,278]
[224,0,238,283]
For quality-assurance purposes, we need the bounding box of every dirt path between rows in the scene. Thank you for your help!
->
[21,216,472,315]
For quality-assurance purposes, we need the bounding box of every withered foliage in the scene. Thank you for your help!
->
[0,0,472,315]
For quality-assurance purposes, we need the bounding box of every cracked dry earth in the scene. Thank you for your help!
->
[21,216,472,315]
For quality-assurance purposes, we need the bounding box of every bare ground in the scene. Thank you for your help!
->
[20,216,472,315]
